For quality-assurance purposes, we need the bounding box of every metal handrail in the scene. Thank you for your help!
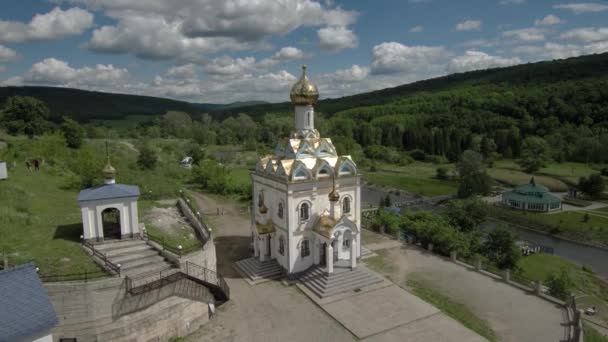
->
[125,262,230,301]
[81,238,121,276]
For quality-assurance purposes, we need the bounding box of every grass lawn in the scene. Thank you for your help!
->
[487,167,568,192]
[406,274,498,342]
[0,136,193,278]
[584,322,608,342]
[517,254,608,324]
[364,162,458,197]
[493,160,602,185]
[0,163,106,278]
[489,206,608,247]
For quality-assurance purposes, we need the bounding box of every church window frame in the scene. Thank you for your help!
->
[278,235,285,256]
[299,201,310,222]
[301,239,310,257]
[278,201,284,219]
[342,196,351,214]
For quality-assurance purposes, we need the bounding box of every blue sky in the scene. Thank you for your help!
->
[1,0,607,103]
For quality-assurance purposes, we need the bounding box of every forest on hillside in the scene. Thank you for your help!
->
[1,53,608,167]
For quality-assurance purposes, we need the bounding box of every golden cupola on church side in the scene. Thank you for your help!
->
[290,65,319,106]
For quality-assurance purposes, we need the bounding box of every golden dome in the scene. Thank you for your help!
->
[328,186,340,202]
[102,157,116,180]
[290,65,319,106]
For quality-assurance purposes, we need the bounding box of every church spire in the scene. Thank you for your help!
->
[102,141,116,185]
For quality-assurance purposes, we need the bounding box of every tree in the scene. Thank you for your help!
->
[482,228,520,269]
[518,136,551,173]
[61,117,84,149]
[137,144,158,170]
[69,146,103,188]
[0,96,51,137]
[457,150,492,198]
[444,198,488,232]
[578,174,605,199]
[545,269,572,300]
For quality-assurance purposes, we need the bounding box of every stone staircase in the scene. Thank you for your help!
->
[298,264,383,298]
[94,239,175,278]
[234,257,283,283]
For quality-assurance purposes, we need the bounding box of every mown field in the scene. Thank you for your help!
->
[518,254,608,326]
[364,162,459,197]
[362,159,603,197]
[489,206,608,247]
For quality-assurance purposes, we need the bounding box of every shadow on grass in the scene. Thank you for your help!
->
[53,223,83,242]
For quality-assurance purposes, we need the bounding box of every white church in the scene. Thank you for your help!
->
[250,65,361,275]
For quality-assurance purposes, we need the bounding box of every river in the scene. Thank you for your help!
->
[481,220,608,279]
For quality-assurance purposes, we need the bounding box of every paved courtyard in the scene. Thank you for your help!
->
[187,192,486,342]
[363,232,568,342]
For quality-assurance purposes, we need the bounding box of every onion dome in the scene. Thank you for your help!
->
[102,157,116,180]
[290,65,319,106]
[329,185,340,202]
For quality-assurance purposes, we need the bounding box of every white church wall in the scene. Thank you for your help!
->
[80,196,139,240]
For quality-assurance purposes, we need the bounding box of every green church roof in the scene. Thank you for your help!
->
[513,177,549,195]
[503,177,561,204]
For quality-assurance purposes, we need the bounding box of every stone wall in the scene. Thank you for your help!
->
[46,277,211,341]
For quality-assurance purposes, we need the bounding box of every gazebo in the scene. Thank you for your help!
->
[78,156,140,242]
[501,177,561,212]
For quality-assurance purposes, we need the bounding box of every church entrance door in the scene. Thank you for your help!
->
[320,243,327,266]
[332,240,338,262]
[102,208,121,240]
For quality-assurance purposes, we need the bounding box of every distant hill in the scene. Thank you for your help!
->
[214,52,608,117]
[0,86,208,123]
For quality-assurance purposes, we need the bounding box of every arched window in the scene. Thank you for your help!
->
[301,239,310,257]
[299,202,310,221]
[343,238,350,250]
[279,236,285,255]
[278,202,284,219]
[307,112,311,126]
[343,197,351,214]
[258,193,263,208]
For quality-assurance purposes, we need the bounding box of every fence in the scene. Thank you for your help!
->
[125,261,229,303]
[82,238,121,276]
[39,270,109,282]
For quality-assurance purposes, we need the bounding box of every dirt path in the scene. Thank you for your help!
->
[186,191,356,342]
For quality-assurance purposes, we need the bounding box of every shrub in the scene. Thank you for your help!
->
[436,167,448,180]
[409,149,426,161]
[545,269,572,300]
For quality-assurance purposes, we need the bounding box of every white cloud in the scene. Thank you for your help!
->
[513,40,608,60]
[318,26,359,51]
[447,51,521,73]
[534,14,561,26]
[203,56,257,76]
[273,46,305,60]
[167,64,198,79]
[500,0,526,4]
[370,42,447,74]
[22,58,129,87]
[0,45,17,62]
[503,27,545,42]
[553,3,608,14]
[455,20,482,31]
[560,27,608,43]
[63,0,358,60]
[0,7,93,43]
[409,25,424,33]
[325,64,370,82]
